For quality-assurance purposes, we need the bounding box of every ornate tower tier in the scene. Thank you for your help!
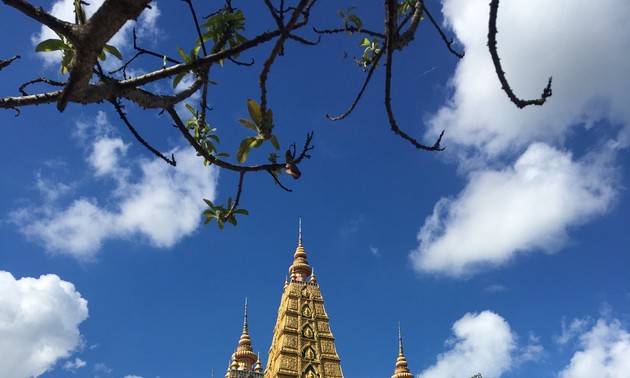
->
[264,228,344,378]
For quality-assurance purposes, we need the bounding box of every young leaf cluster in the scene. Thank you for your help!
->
[203,198,248,230]
[237,99,280,163]
[173,46,202,88]
[200,7,248,65]
[338,7,362,34]
[355,38,381,71]
[184,104,229,166]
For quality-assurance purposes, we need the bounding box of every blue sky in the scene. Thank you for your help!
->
[0,0,629,377]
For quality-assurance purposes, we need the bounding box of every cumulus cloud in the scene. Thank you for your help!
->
[32,0,161,68]
[408,0,629,277]
[410,143,616,277]
[558,318,630,378]
[0,272,88,378]
[417,311,517,378]
[11,112,219,260]
[428,0,630,157]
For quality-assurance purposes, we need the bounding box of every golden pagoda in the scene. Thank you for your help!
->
[264,224,343,378]
[222,222,415,377]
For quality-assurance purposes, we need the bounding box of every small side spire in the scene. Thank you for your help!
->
[254,352,263,373]
[229,298,257,371]
[310,267,317,284]
[391,323,414,378]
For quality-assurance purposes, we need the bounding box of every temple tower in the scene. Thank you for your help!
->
[264,224,343,378]
[390,325,414,378]
[226,299,264,378]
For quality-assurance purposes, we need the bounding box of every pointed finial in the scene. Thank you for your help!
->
[310,267,317,284]
[243,297,249,331]
[255,352,263,373]
[398,322,403,355]
[298,217,303,245]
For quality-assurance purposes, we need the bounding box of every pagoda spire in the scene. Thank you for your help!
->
[391,323,414,378]
[265,225,343,377]
[289,219,312,282]
[226,299,261,377]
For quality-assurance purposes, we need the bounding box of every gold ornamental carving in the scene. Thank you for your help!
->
[302,324,314,339]
[302,304,312,318]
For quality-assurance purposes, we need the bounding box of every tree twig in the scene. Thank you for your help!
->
[488,0,552,108]
[111,99,176,166]
[0,55,20,71]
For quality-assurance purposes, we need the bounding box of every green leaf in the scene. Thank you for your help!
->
[237,136,257,163]
[173,72,186,88]
[360,38,371,47]
[347,14,363,30]
[177,46,189,62]
[264,107,274,131]
[235,33,248,45]
[35,39,67,52]
[103,44,123,60]
[238,118,258,132]
[246,99,262,126]
[97,50,106,61]
[203,198,215,208]
[234,209,249,215]
[185,103,196,116]
[190,45,201,59]
[269,135,280,150]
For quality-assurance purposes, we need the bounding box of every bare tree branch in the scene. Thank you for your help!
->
[111,99,176,166]
[488,0,552,108]
[424,5,464,58]
[384,0,444,151]
[0,55,21,71]
[2,0,75,38]
[326,50,382,121]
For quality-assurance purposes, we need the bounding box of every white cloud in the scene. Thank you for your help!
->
[429,0,630,157]
[417,311,516,378]
[88,137,130,178]
[34,172,72,201]
[32,0,161,68]
[558,319,630,378]
[62,357,87,372]
[0,271,88,378]
[484,284,507,293]
[556,318,590,346]
[410,143,616,277]
[11,112,219,260]
[124,375,143,378]
[369,245,380,257]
